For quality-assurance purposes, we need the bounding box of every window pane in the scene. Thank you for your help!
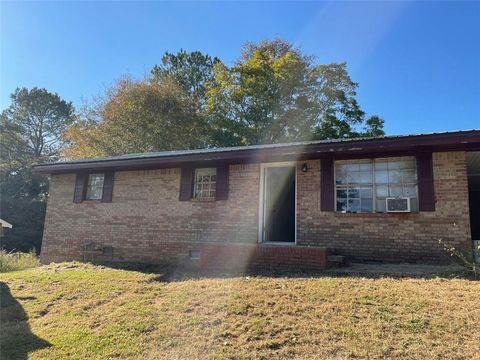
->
[336,164,348,172]
[401,160,416,169]
[404,185,417,197]
[410,197,419,212]
[346,163,360,172]
[359,163,373,171]
[403,170,416,183]
[389,185,403,197]
[348,188,360,198]
[336,170,348,185]
[336,189,347,199]
[388,161,402,170]
[376,199,386,212]
[375,171,388,183]
[359,172,373,184]
[86,174,104,200]
[388,170,402,183]
[360,188,373,199]
[361,198,373,212]
[349,172,362,184]
[376,185,388,198]
[348,199,360,212]
[88,173,104,185]
[89,187,101,200]
[337,199,347,212]
[194,168,217,198]
[375,161,388,170]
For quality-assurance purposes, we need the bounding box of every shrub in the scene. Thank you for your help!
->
[0,249,40,272]
[438,239,479,277]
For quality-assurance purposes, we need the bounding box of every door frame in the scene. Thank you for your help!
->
[258,161,297,244]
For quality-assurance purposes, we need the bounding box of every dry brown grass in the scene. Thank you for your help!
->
[1,263,479,359]
[0,249,40,272]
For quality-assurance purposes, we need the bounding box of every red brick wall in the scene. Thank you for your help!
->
[196,243,327,272]
[40,151,472,265]
[41,164,260,264]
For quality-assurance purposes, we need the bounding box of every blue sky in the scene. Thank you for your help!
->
[1,1,479,135]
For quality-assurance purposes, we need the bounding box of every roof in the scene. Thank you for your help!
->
[0,219,12,228]
[34,129,480,174]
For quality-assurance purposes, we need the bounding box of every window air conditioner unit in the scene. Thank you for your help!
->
[386,197,411,213]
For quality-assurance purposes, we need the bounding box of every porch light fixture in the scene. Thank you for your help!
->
[301,163,308,172]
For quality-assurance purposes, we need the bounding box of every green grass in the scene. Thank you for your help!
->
[0,250,40,272]
[1,262,479,359]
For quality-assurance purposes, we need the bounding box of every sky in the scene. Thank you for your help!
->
[1,1,479,135]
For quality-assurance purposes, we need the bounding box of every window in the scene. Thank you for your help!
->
[194,168,216,199]
[85,173,105,200]
[189,250,201,260]
[74,171,114,203]
[335,157,418,213]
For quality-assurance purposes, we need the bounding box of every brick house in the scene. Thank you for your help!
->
[35,130,480,270]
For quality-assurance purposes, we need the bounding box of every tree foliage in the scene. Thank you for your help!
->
[0,87,74,251]
[207,39,384,146]
[151,49,219,105]
[1,87,75,159]
[62,78,208,159]
[64,39,384,159]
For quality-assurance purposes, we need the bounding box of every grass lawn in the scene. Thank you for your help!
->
[1,263,479,360]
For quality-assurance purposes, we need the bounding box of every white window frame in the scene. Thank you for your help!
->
[193,168,217,199]
[85,173,105,200]
[334,157,418,213]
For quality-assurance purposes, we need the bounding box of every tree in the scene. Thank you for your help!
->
[62,78,209,159]
[0,167,47,252]
[151,49,219,105]
[64,41,385,158]
[1,87,75,159]
[206,39,384,146]
[0,87,75,251]
[362,115,385,137]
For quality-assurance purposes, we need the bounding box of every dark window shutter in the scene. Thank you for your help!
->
[216,164,229,201]
[179,166,194,201]
[73,173,86,203]
[320,157,335,211]
[102,170,115,203]
[417,152,435,211]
